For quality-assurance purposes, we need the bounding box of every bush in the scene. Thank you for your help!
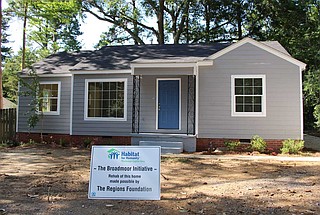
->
[224,140,240,151]
[280,139,304,154]
[250,135,267,153]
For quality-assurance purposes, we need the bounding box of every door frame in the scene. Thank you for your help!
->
[156,78,181,130]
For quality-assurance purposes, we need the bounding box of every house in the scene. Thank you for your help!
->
[16,38,306,152]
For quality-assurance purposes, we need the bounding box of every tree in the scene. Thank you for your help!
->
[7,0,83,58]
[2,48,41,103]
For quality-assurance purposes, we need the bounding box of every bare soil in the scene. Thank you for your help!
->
[1,145,320,215]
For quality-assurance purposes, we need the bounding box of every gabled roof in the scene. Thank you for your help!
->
[70,43,231,71]
[23,38,306,75]
[21,50,92,75]
[206,38,306,71]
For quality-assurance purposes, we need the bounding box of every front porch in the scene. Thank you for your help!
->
[131,61,198,152]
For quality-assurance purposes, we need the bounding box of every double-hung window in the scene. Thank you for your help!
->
[231,75,266,117]
[85,79,127,121]
[39,81,61,115]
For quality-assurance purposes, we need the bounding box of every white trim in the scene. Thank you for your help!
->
[197,61,213,66]
[84,78,128,121]
[20,73,72,78]
[195,66,199,136]
[71,69,131,75]
[16,81,20,133]
[156,78,181,130]
[231,75,266,117]
[207,37,306,70]
[39,81,61,116]
[299,69,304,140]
[69,75,74,135]
[131,63,197,75]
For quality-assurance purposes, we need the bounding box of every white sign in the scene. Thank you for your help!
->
[88,146,161,200]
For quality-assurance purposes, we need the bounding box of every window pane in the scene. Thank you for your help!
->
[236,105,243,112]
[254,105,262,112]
[103,82,109,91]
[117,82,124,90]
[50,99,58,111]
[244,79,253,86]
[254,87,262,95]
[254,78,262,86]
[110,82,116,90]
[235,79,243,86]
[244,105,253,112]
[244,96,253,104]
[236,96,243,104]
[254,96,261,104]
[244,87,253,95]
[235,87,243,95]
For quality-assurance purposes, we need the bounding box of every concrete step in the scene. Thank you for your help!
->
[139,141,183,154]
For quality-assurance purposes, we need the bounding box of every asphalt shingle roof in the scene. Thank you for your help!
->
[23,40,291,75]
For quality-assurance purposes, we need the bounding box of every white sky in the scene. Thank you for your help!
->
[4,1,109,53]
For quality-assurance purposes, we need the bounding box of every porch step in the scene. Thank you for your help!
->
[139,141,183,154]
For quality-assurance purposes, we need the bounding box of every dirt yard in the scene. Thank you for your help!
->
[1,145,320,215]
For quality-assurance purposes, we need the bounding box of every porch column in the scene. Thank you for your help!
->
[132,75,141,133]
[187,75,196,135]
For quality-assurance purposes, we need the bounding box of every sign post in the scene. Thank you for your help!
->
[88,146,161,200]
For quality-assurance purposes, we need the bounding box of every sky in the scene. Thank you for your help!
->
[4,1,109,53]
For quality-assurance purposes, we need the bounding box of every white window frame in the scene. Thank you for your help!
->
[39,81,61,115]
[84,78,127,121]
[231,75,266,117]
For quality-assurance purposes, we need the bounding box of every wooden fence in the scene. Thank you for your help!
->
[0,108,16,142]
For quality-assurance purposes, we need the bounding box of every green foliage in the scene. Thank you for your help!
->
[250,135,267,153]
[59,139,68,147]
[19,68,42,129]
[280,139,304,154]
[83,138,92,148]
[224,140,240,151]
[2,48,41,103]
[0,139,20,148]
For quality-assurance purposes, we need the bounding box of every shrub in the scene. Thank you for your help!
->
[250,135,267,153]
[280,139,304,154]
[83,138,92,148]
[224,140,240,151]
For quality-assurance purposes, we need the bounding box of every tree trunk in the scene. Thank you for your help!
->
[158,0,164,44]
[132,0,139,45]
[236,0,243,40]
[0,0,3,109]
[205,2,210,43]
[22,1,28,69]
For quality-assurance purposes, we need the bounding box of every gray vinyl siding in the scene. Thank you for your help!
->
[17,76,71,134]
[72,74,132,136]
[198,43,302,139]
[139,75,188,133]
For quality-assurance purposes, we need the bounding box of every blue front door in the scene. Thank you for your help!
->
[158,80,180,129]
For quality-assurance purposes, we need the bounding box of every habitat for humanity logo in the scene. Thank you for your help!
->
[107,148,120,159]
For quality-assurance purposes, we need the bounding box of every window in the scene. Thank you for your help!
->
[39,82,60,115]
[85,79,127,121]
[231,75,266,117]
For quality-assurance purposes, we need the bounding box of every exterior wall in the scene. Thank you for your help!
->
[17,76,71,134]
[139,75,188,134]
[72,74,132,136]
[198,43,302,140]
